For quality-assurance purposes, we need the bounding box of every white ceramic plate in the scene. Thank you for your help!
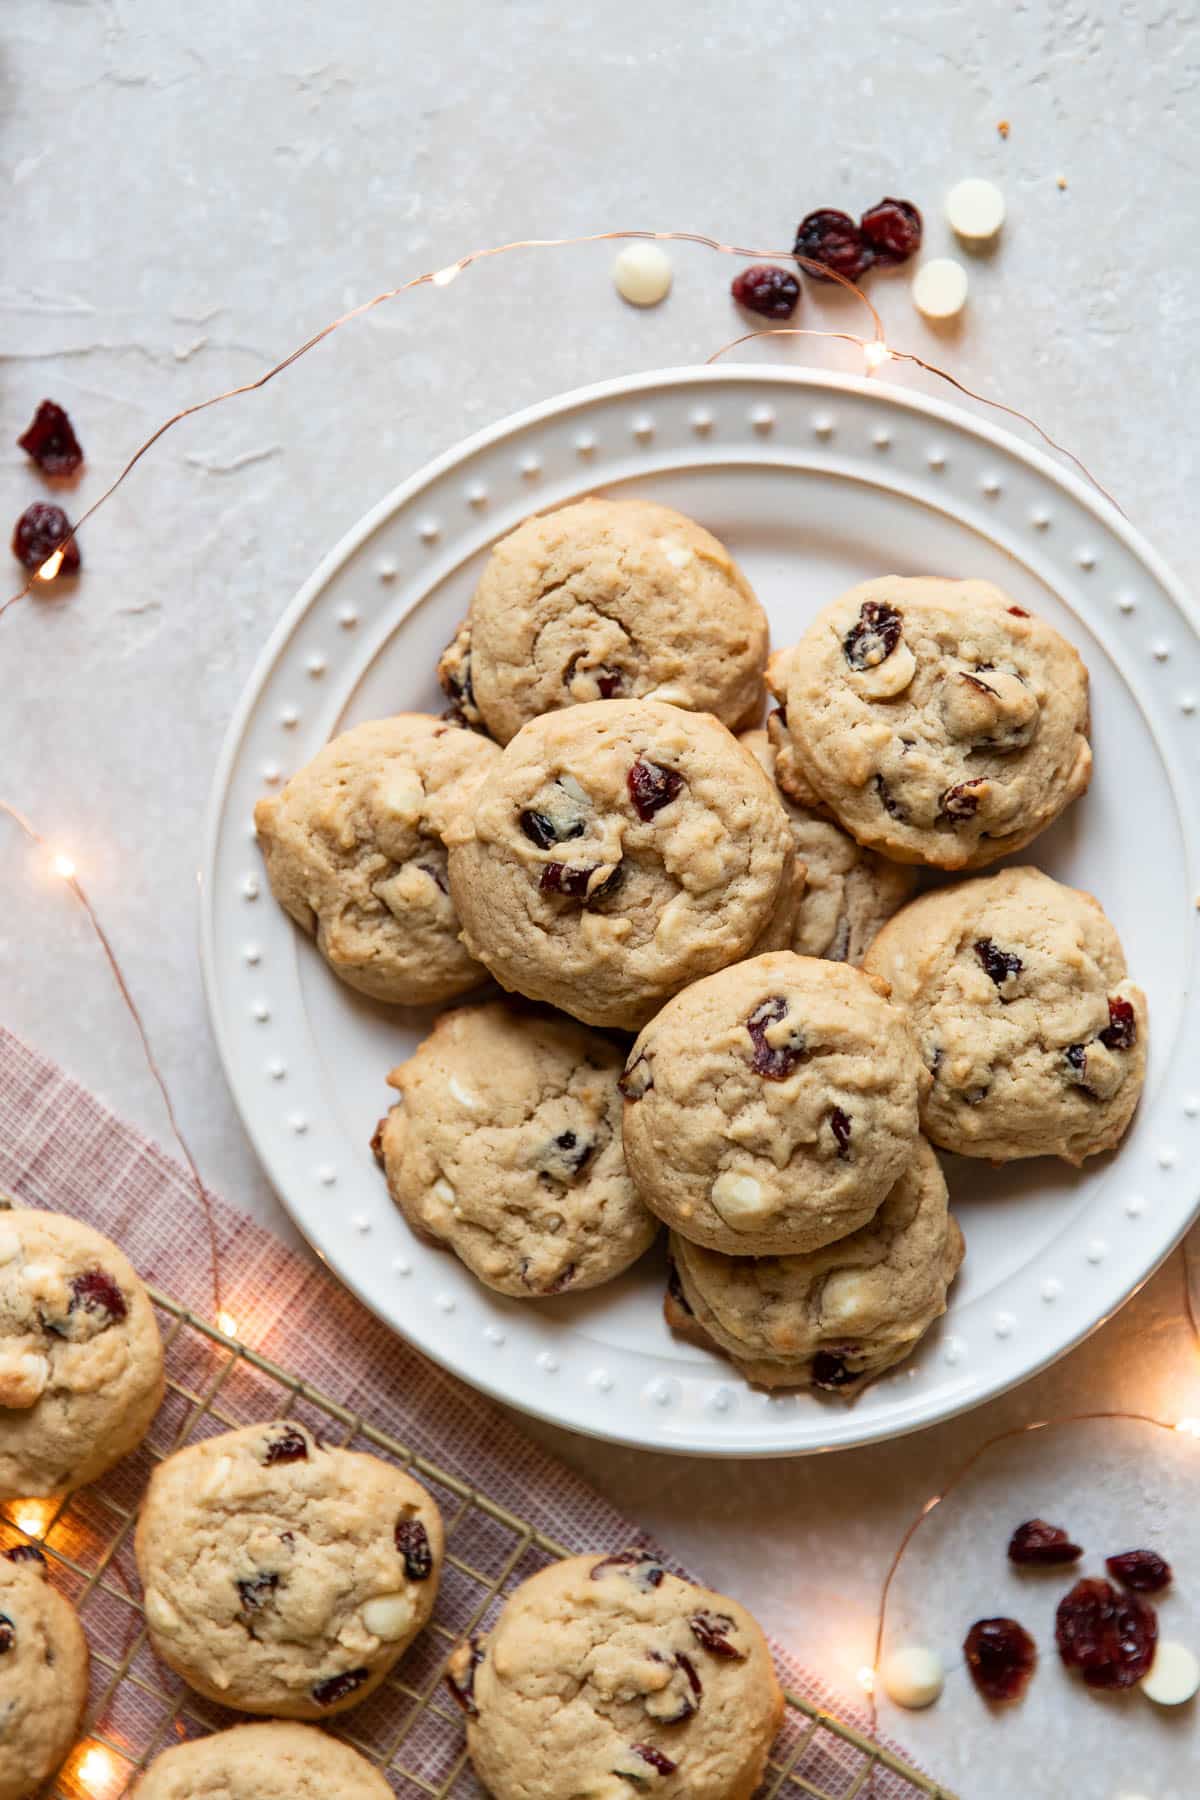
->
[201,366,1200,1457]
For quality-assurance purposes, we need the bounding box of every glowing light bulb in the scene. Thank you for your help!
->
[37,549,65,581]
[431,263,461,288]
[50,853,76,881]
[217,1311,238,1339]
[77,1746,117,1793]
[863,341,892,372]
[857,1664,876,1694]
[1175,1417,1200,1437]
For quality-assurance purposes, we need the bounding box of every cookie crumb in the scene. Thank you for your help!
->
[997,119,1010,139]
[1057,173,1069,190]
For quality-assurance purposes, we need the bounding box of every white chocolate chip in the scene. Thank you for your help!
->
[557,774,590,805]
[881,1645,944,1709]
[643,685,690,706]
[709,1171,774,1229]
[448,1075,480,1111]
[0,1351,49,1409]
[946,177,1006,244]
[912,258,969,322]
[0,1228,21,1265]
[145,1588,181,1633]
[200,1455,234,1500]
[820,1271,871,1326]
[362,1592,417,1641]
[661,541,693,569]
[613,244,673,308]
[1141,1640,1200,1706]
[376,766,424,825]
[852,638,916,699]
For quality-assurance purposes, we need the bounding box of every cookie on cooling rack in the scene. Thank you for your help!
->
[446,1551,782,1800]
[769,577,1092,869]
[740,729,917,964]
[135,1422,443,1718]
[254,713,499,1006]
[437,497,769,743]
[0,1544,89,1800]
[377,1001,657,1297]
[620,951,925,1256]
[665,1138,964,1396]
[133,1722,393,1800]
[445,699,799,1030]
[863,865,1147,1164]
[0,1206,164,1501]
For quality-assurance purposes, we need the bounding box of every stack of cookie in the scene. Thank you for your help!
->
[256,499,1148,1402]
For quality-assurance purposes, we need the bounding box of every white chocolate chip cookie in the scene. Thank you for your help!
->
[254,714,499,1005]
[446,1552,782,1800]
[446,700,798,1030]
[437,498,768,743]
[863,866,1147,1162]
[740,729,917,962]
[665,1138,964,1394]
[135,1422,443,1718]
[377,1002,658,1297]
[0,1546,89,1800]
[772,578,1092,869]
[620,951,925,1256]
[0,1207,163,1501]
[134,1722,394,1800]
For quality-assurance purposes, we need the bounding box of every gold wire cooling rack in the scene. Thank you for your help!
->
[4,1291,956,1800]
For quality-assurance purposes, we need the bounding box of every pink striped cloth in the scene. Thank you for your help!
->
[0,1025,933,1798]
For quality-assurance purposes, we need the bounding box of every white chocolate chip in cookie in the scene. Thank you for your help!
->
[852,638,917,699]
[709,1171,774,1230]
[362,1592,417,1641]
[0,1349,49,1408]
[200,1455,234,1501]
[375,765,425,825]
[0,1227,21,1265]
[145,1588,182,1634]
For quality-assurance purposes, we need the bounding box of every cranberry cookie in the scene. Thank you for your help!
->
[446,1552,782,1800]
[620,951,925,1256]
[0,1207,163,1500]
[741,729,917,962]
[665,1138,963,1395]
[438,497,768,743]
[0,1546,89,1800]
[771,578,1092,869]
[863,866,1147,1162]
[445,700,799,1030]
[135,1422,443,1718]
[254,714,499,1005]
[377,1002,657,1297]
[134,1722,393,1800]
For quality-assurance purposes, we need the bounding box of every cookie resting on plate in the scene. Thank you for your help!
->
[620,950,925,1256]
[445,699,800,1030]
[665,1137,964,1395]
[446,1552,783,1800]
[0,1545,89,1800]
[862,865,1147,1162]
[376,1001,658,1297]
[769,577,1092,869]
[254,713,499,1006]
[134,1422,443,1718]
[0,1205,164,1501]
[437,496,768,743]
[132,1722,394,1800]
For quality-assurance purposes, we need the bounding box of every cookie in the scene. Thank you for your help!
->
[741,729,917,963]
[665,1138,964,1395]
[445,700,798,1030]
[377,1002,658,1297]
[620,951,925,1255]
[0,1545,89,1800]
[254,714,499,1005]
[773,578,1092,868]
[134,1722,393,1800]
[437,497,768,743]
[446,1552,782,1800]
[0,1207,164,1501]
[135,1422,443,1718]
[862,866,1147,1162]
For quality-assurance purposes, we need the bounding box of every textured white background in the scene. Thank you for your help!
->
[4,5,1199,1793]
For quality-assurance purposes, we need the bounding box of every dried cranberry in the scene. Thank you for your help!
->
[745,996,808,1080]
[520,809,583,849]
[590,1550,665,1588]
[627,759,683,821]
[69,1269,127,1324]
[675,1650,702,1701]
[1008,605,1031,618]
[689,1611,745,1660]
[1055,1577,1157,1688]
[666,1259,693,1317]
[446,1634,485,1715]
[18,400,84,477]
[843,599,903,670]
[1008,1519,1082,1566]
[794,209,873,283]
[939,779,987,822]
[964,1617,1037,1700]
[1063,1044,1089,1084]
[237,1571,279,1611]
[873,774,907,820]
[630,1745,677,1776]
[395,1517,433,1581]
[0,1617,13,1655]
[811,1350,857,1391]
[11,502,80,575]
[731,264,801,319]
[1106,1549,1171,1594]
[546,1129,593,1176]
[311,1668,369,1707]
[859,198,923,265]
[974,938,1023,991]
[263,1426,309,1466]
[1099,997,1136,1051]
[4,1545,45,1565]
[829,1107,852,1160]
[596,668,624,699]
[540,861,623,902]
[618,1053,653,1100]
[370,1120,387,1168]
[546,1262,577,1294]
